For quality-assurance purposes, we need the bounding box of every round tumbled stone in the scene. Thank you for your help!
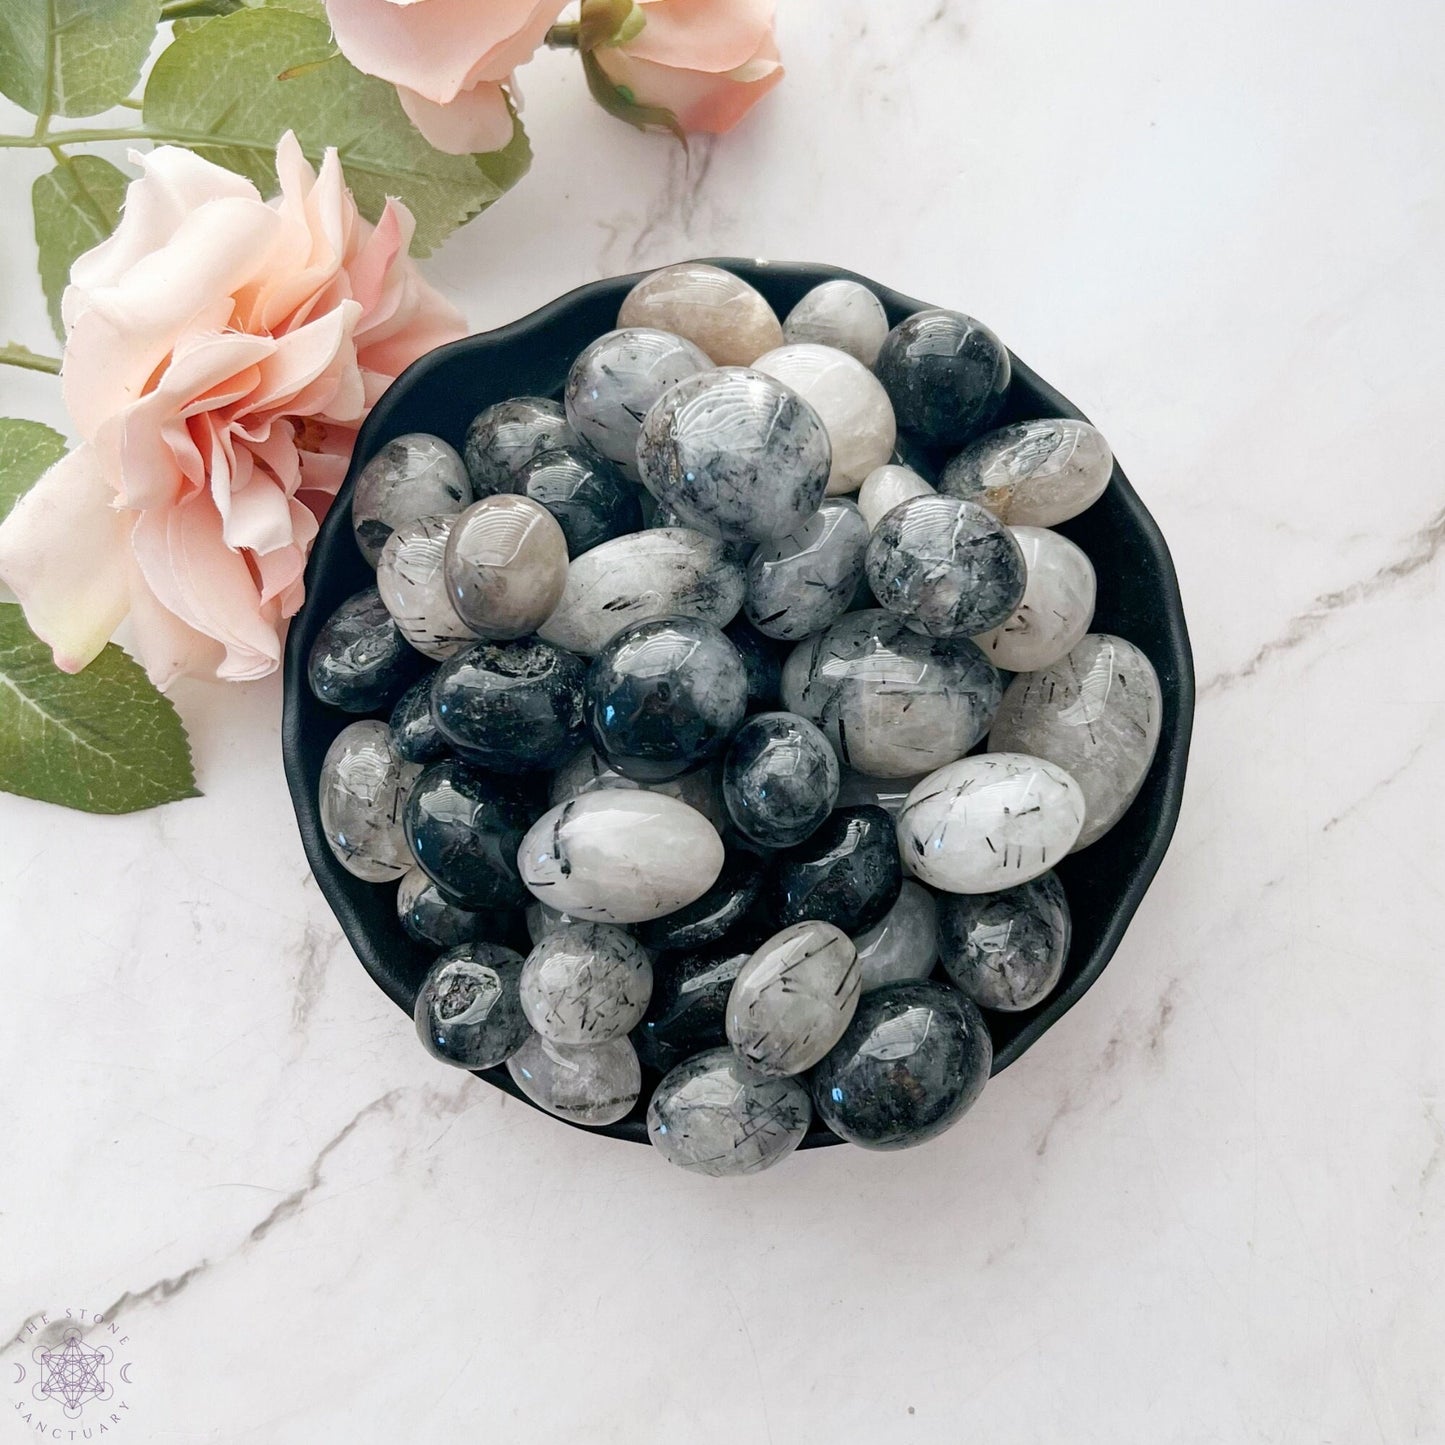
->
[853,880,938,992]
[857,463,936,531]
[727,921,862,1077]
[431,638,587,773]
[875,309,1011,448]
[617,262,782,366]
[414,943,530,1070]
[637,368,831,542]
[774,804,902,934]
[782,279,889,366]
[519,921,653,1045]
[307,586,426,713]
[517,791,725,924]
[938,871,1071,1011]
[939,417,1113,526]
[753,343,897,494]
[516,447,643,558]
[397,867,487,949]
[781,610,1002,777]
[507,1033,642,1127]
[564,328,711,479]
[376,515,477,660]
[722,711,840,849]
[352,433,471,566]
[538,527,745,656]
[318,720,417,882]
[585,615,748,782]
[988,633,1163,850]
[973,526,1096,673]
[463,397,575,498]
[404,760,538,909]
[897,753,1085,894]
[443,494,568,640]
[865,494,1026,638]
[648,1048,812,1175]
[744,497,870,641]
[812,980,992,1150]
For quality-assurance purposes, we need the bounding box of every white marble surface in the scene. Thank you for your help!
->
[2,1,1443,1439]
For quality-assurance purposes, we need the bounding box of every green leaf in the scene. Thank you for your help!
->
[0,0,158,119]
[0,418,67,526]
[0,342,62,375]
[0,609,199,814]
[144,6,531,256]
[33,155,128,342]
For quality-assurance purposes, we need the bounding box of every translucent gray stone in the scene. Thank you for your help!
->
[397,867,486,949]
[744,498,869,641]
[388,675,449,764]
[781,609,1002,778]
[835,769,930,818]
[506,1032,641,1126]
[972,526,1096,673]
[633,947,749,1073]
[538,527,745,656]
[875,309,1011,449]
[853,881,938,991]
[307,586,426,713]
[564,328,711,480]
[518,791,725,924]
[414,943,530,1070]
[525,901,589,945]
[516,447,643,558]
[857,464,935,531]
[585,615,748,782]
[637,368,831,542]
[318,720,418,882]
[773,805,902,935]
[722,711,840,848]
[548,747,726,830]
[648,1048,812,1176]
[811,981,992,1150]
[865,494,1026,638]
[617,262,782,367]
[782,280,890,367]
[938,871,1071,1011]
[753,343,896,494]
[897,753,1086,894]
[463,397,575,498]
[987,633,1162,850]
[630,855,766,954]
[939,417,1113,526]
[375,515,476,660]
[726,921,861,1077]
[520,922,653,1045]
[443,494,568,640]
[352,433,471,566]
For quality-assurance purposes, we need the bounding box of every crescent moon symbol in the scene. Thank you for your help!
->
[119,1364,134,1384]
[10,1364,25,1384]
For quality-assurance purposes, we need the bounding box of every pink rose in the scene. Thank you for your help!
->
[0,133,465,688]
[323,0,569,155]
[594,0,783,134]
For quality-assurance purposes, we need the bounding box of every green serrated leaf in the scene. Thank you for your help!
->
[0,609,199,814]
[0,418,67,526]
[144,6,530,256]
[0,0,158,119]
[33,155,128,342]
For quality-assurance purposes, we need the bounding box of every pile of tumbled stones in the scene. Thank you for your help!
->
[310,262,1162,1176]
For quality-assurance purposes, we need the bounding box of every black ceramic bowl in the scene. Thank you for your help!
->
[282,259,1195,1150]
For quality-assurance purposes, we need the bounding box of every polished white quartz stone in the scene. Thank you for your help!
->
[519,922,653,1045]
[726,921,861,1076]
[988,633,1163,849]
[852,880,939,991]
[973,525,1097,672]
[753,342,897,494]
[857,463,936,530]
[517,790,725,923]
[782,279,891,366]
[940,417,1114,526]
[505,1032,641,1127]
[537,527,744,655]
[617,261,783,365]
[897,752,1086,894]
[375,515,476,661]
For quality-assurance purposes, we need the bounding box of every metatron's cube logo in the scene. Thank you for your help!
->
[33,1329,114,1419]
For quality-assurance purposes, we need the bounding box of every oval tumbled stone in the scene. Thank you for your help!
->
[726,921,862,1077]
[617,262,782,366]
[506,1033,641,1127]
[972,526,1096,674]
[939,417,1113,526]
[938,871,1071,1011]
[519,921,653,1045]
[896,753,1085,894]
[648,1048,812,1176]
[414,943,530,1070]
[517,791,725,924]
[987,633,1162,850]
